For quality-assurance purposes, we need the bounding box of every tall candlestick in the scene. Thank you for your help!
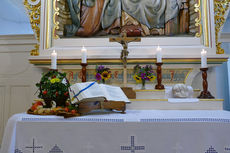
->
[156,45,162,63]
[201,49,207,68]
[81,46,87,63]
[51,50,57,70]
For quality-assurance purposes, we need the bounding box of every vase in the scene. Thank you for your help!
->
[141,79,146,90]
[102,79,105,84]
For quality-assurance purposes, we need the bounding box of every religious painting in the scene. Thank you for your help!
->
[34,0,217,58]
[57,0,195,38]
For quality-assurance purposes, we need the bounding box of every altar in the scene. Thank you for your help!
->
[2,1,229,152]
[1,110,230,153]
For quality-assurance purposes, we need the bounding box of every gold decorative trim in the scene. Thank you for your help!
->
[199,99,224,101]
[130,99,168,101]
[134,89,165,92]
[214,0,230,54]
[134,89,200,92]
[194,0,202,37]
[46,0,51,49]
[24,0,41,56]
[29,58,228,65]
[184,69,193,84]
[203,0,210,47]
[53,0,60,39]
[130,99,223,101]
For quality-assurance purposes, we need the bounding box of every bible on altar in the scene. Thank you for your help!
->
[69,82,130,104]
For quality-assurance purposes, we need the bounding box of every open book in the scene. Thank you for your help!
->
[69,82,130,104]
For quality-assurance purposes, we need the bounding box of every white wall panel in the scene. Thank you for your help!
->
[0,86,5,145]
[9,86,32,117]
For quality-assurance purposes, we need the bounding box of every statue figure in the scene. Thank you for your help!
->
[172,84,194,98]
[64,0,186,37]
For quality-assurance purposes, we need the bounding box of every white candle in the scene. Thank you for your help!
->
[156,45,162,63]
[81,46,87,63]
[201,49,207,68]
[51,50,57,69]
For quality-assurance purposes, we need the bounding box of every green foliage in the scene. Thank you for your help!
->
[36,70,70,106]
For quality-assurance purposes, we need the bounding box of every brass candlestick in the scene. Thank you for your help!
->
[155,62,164,90]
[198,68,214,99]
[81,63,88,82]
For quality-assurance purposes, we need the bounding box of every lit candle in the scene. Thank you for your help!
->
[156,45,162,63]
[201,49,207,68]
[81,46,87,63]
[51,50,57,69]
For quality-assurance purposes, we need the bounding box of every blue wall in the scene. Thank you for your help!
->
[0,0,33,35]
[216,39,230,110]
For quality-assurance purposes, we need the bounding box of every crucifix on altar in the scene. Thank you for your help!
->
[109,34,141,87]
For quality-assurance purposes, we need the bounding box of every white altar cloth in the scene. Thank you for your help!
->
[1,110,230,153]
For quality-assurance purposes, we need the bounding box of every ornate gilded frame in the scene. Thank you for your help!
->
[25,0,230,57]
[24,0,41,56]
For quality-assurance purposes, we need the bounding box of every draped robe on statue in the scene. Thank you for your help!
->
[65,0,181,37]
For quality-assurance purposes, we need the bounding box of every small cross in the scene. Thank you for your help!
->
[121,136,145,153]
[110,34,141,86]
[205,146,218,153]
[109,34,141,68]
[25,138,43,153]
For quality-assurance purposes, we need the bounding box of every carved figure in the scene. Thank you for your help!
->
[172,84,189,98]
[64,0,188,37]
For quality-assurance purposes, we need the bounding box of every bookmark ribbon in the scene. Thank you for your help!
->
[72,81,96,101]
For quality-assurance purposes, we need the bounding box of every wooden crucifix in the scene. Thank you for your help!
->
[109,34,141,87]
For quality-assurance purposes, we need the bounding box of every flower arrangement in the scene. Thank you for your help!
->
[36,70,70,107]
[95,65,111,83]
[133,65,156,89]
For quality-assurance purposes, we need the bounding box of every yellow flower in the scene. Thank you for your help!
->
[101,71,111,80]
[148,76,156,81]
[134,74,142,83]
[50,79,56,84]
[55,78,60,82]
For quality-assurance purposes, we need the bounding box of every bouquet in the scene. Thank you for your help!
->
[133,65,156,89]
[95,65,111,83]
[36,70,70,107]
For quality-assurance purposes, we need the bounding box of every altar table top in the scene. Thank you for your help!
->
[1,110,230,153]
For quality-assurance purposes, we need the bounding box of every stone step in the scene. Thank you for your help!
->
[127,99,223,110]
[134,89,201,99]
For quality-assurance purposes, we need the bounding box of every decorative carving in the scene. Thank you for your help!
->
[53,0,60,39]
[24,0,41,56]
[194,0,202,37]
[198,68,215,99]
[155,63,165,90]
[81,63,88,82]
[214,0,230,54]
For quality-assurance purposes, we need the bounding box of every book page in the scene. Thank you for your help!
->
[69,82,105,103]
[69,83,84,103]
[99,84,130,103]
[79,82,104,98]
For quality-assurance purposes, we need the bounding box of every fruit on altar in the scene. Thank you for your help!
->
[30,101,43,111]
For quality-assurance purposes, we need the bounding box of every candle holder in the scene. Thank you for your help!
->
[155,62,165,90]
[198,68,215,99]
[81,63,88,82]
